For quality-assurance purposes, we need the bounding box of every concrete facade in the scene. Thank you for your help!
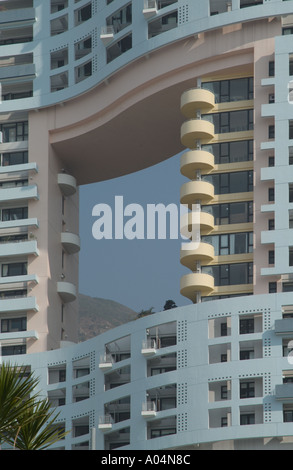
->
[1,0,293,450]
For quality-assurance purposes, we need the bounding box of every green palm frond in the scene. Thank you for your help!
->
[0,363,39,440]
[0,363,68,450]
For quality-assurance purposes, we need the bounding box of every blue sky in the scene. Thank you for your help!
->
[78,152,191,313]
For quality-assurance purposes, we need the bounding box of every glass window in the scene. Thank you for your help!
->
[239,318,254,334]
[1,317,26,333]
[240,381,255,398]
[202,201,253,225]
[204,171,253,195]
[2,152,28,166]
[202,77,253,102]
[2,262,27,277]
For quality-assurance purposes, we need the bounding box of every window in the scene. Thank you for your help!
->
[290,120,293,140]
[268,156,274,167]
[290,184,293,203]
[202,232,253,256]
[284,409,293,422]
[268,250,275,265]
[268,188,274,202]
[202,110,253,134]
[202,77,253,103]
[269,281,277,293]
[202,263,253,286]
[239,318,254,334]
[0,122,28,143]
[240,413,255,425]
[268,61,275,77]
[75,3,92,25]
[150,427,176,439]
[148,11,178,39]
[240,381,255,398]
[240,350,254,360]
[202,140,253,165]
[289,210,293,228]
[220,322,228,337]
[268,125,275,139]
[289,147,293,165]
[283,27,293,36]
[1,317,26,333]
[268,219,275,230]
[2,151,28,166]
[1,345,26,356]
[1,207,28,221]
[201,201,253,225]
[221,385,228,399]
[106,3,132,34]
[203,171,253,195]
[2,262,27,277]
[74,36,92,60]
[106,34,132,63]
[289,247,293,267]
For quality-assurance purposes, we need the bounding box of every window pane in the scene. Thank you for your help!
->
[230,78,248,101]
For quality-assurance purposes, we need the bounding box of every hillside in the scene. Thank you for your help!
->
[78,294,137,341]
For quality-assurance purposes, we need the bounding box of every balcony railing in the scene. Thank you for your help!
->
[141,339,157,356]
[99,353,114,371]
[98,415,113,431]
[142,401,157,418]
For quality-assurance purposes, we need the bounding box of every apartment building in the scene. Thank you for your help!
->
[2,0,293,450]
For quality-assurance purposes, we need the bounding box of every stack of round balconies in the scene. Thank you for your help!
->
[180,87,216,303]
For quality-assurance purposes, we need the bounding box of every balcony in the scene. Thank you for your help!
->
[275,383,293,401]
[100,26,114,45]
[0,329,38,343]
[143,0,158,18]
[141,339,157,357]
[275,319,293,335]
[180,180,214,205]
[0,240,39,258]
[99,354,114,372]
[57,281,77,303]
[98,415,113,432]
[0,218,38,230]
[180,242,214,269]
[180,150,214,178]
[61,232,80,254]
[181,89,215,118]
[0,8,35,27]
[0,296,38,313]
[0,184,38,203]
[0,162,37,177]
[180,272,214,301]
[0,63,35,82]
[180,210,214,237]
[0,273,38,287]
[142,401,157,419]
[181,120,215,148]
[57,173,76,196]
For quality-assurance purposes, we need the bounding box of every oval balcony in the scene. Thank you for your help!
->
[58,173,77,196]
[180,211,214,237]
[180,180,214,205]
[180,273,214,302]
[181,120,215,148]
[181,89,215,118]
[180,150,214,178]
[61,232,80,254]
[57,281,77,303]
[180,242,214,269]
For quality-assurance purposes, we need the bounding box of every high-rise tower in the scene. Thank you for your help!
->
[3,0,293,451]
